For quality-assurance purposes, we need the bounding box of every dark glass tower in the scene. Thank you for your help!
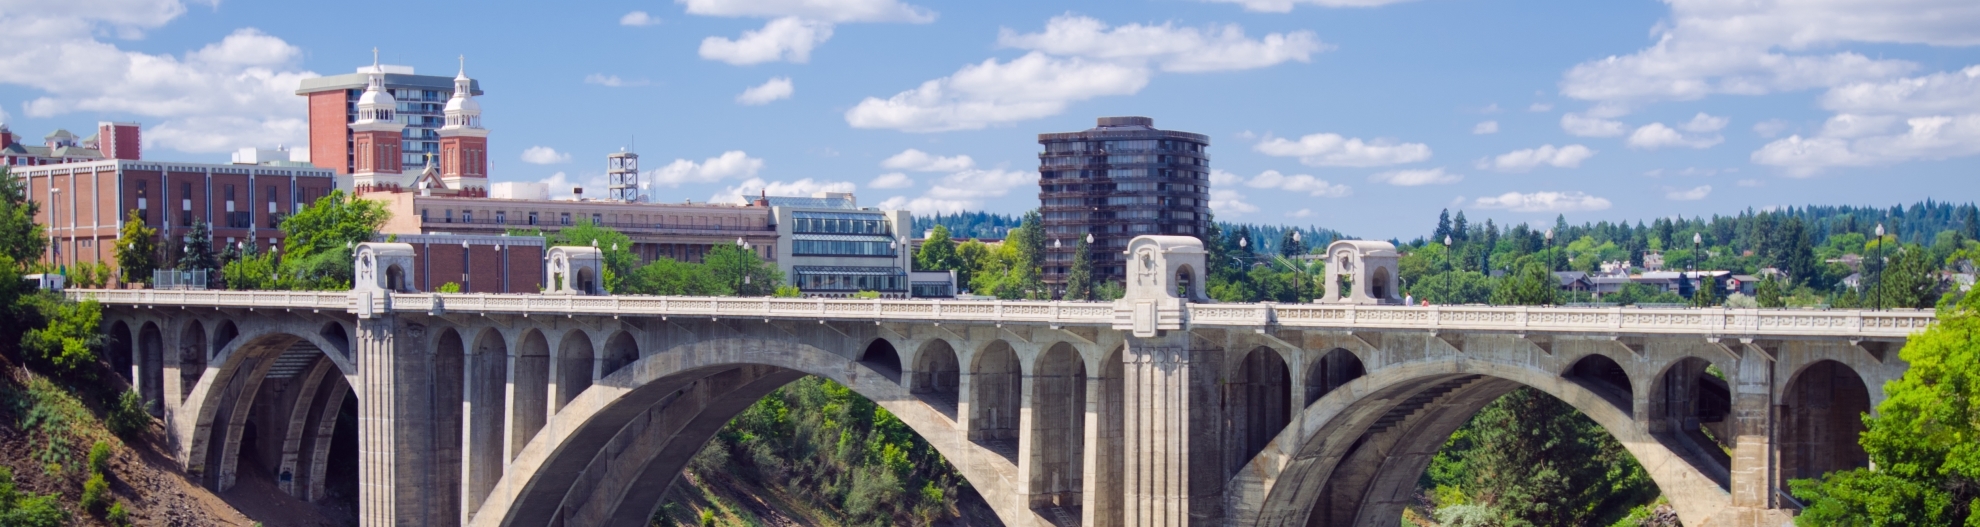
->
[1038,116,1211,294]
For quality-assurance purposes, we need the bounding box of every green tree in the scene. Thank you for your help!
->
[1756,275,1787,308]
[113,209,158,286]
[0,166,46,269]
[915,224,962,272]
[626,258,731,296]
[703,244,782,296]
[20,297,102,376]
[1490,262,1559,306]
[1870,245,1943,309]
[1411,271,1495,305]
[954,239,991,292]
[177,219,219,273]
[0,466,68,527]
[1062,236,1094,301]
[546,221,638,293]
[1690,275,1723,307]
[1427,388,1657,526]
[277,190,389,290]
[1791,291,1980,525]
[1280,229,1306,257]
[221,243,281,290]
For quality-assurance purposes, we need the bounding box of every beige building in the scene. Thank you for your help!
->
[369,193,776,263]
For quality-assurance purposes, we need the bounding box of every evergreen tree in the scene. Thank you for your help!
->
[1452,210,1469,242]
[1963,205,1978,241]
[1063,236,1094,301]
[1429,388,1657,526]
[1279,229,1305,257]
[114,210,158,286]
[1490,262,1558,306]
[177,220,219,273]
[1871,245,1941,309]
[1434,209,1452,242]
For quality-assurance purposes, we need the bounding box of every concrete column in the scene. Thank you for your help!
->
[355,316,446,527]
[1082,351,1124,527]
[1730,346,1774,508]
[1122,331,1224,526]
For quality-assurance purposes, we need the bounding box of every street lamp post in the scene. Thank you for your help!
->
[1691,232,1702,303]
[1443,235,1453,273]
[1874,223,1885,310]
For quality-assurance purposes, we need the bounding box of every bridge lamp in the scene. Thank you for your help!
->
[1054,238,1061,249]
[1874,223,1886,310]
[1292,230,1301,243]
[1086,233,1094,244]
[736,237,745,247]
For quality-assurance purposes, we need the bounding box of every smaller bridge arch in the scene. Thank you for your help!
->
[858,337,903,384]
[1026,342,1086,510]
[908,339,960,419]
[970,339,1022,457]
[555,330,595,411]
[1778,359,1871,490]
[1304,347,1365,406]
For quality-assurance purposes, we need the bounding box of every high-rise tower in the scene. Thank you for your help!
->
[438,56,489,197]
[351,50,407,194]
[1037,116,1211,294]
[607,149,640,202]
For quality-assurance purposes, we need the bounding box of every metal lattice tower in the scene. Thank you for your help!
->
[607,149,640,202]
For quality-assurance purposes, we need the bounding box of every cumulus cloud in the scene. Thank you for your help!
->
[700,17,834,65]
[0,3,318,155]
[1529,102,1553,112]
[1245,170,1351,197]
[1208,169,1242,186]
[1753,119,1791,138]
[1665,185,1713,201]
[1253,133,1432,167]
[1472,121,1498,134]
[520,146,571,165]
[868,172,915,189]
[583,74,650,87]
[736,76,794,105]
[1476,144,1595,172]
[620,11,660,26]
[1209,189,1259,215]
[536,171,600,199]
[1288,208,1312,218]
[1560,112,1626,137]
[1369,167,1462,186]
[1198,0,1421,13]
[1622,113,1732,150]
[1753,66,1980,175]
[712,177,856,204]
[995,15,1329,73]
[679,0,936,23]
[846,15,1324,132]
[1557,0,1980,106]
[881,148,975,172]
[1473,191,1612,213]
[651,151,766,186]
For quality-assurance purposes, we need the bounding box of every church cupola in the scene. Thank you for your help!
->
[350,48,409,194]
[437,55,490,197]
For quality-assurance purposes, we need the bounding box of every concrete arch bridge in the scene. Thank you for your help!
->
[76,237,1932,527]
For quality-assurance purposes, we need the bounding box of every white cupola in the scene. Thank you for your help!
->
[355,48,399,126]
[442,55,482,130]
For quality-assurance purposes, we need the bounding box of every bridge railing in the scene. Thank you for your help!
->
[68,289,351,311]
[374,293,1123,326]
[1203,303,1935,339]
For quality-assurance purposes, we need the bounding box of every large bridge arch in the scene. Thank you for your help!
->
[465,333,1037,527]
[179,318,360,493]
[1233,355,1737,527]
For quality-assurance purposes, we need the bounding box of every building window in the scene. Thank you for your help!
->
[528,212,538,225]
[592,213,602,225]
[444,209,453,223]
[463,210,472,223]
[560,212,571,225]
[496,211,506,224]
[421,209,429,222]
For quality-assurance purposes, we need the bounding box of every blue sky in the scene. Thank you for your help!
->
[4,0,1978,239]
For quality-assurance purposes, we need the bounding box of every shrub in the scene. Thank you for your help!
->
[852,290,882,299]
[20,297,103,376]
[80,473,108,514]
[106,502,130,526]
[699,509,715,527]
[107,390,149,438]
[87,441,110,475]
[773,285,802,298]
[437,282,463,293]
[0,466,69,527]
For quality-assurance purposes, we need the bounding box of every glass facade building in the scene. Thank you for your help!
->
[1038,117,1210,293]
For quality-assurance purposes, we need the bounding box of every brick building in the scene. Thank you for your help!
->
[2,122,142,166]
[295,54,485,184]
[368,191,778,264]
[373,233,546,293]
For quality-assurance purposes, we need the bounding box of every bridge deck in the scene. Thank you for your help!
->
[69,289,1934,340]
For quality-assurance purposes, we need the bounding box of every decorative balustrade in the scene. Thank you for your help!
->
[66,289,1936,340]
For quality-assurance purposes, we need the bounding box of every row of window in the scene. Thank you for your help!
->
[1042,139,1207,154]
[418,208,759,230]
[792,240,897,257]
[797,273,906,292]
[1040,154,1208,167]
[1040,169,1207,180]
[790,216,891,235]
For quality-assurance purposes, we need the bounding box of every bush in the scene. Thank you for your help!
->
[0,466,69,527]
[80,473,108,514]
[852,290,882,299]
[437,282,463,293]
[20,297,103,376]
[773,285,802,298]
[699,509,715,527]
[106,502,129,526]
[87,441,110,475]
[107,390,149,438]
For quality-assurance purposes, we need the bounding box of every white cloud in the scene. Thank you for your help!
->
[1288,208,1312,218]
[1476,144,1596,172]
[847,16,1320,132]
[700,17,834,65]
[1752,66,1980,175]
[1529,102,1553,112]
[1560,112,1626,137]
[1209,189,1260,215]
[868,172,915,189]
[712,177,856,204]
[736,76,794,105]
[537,171,607,199]
[1626,122,1723,150]
[996,15,1330,73]
[1753,119,1791,138]
[877,196,974,214]
[585,74,650,87]
[651,150,766,186]
[1473,191,1612,213]
[881,148,975,172]
[879,168,1036,212]
[1245,170,1352,197]
[1369,167,1462,186]
[0,7,317,155]
[520,146,571,165]
[1197,0,1421,14]
[1473,121,1498,134]
[1253,132,1431,167]
[1208,168,1242,186]
[679,0,936,23]
[1665,185,1713,201]
[620,11,661,26]
[1557,0,1980,106]
[845,52,1149,132]
[1681,112,1729,133]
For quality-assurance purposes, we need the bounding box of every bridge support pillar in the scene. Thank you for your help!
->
[1709,345,1796,527]
[356,314,453,527]
[1121,331,1224,526]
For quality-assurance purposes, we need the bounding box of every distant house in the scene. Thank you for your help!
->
[1592,276,1633,296]
[1727,275,1760,296]
[1553,271,1592,292]
[1840,273,1864,290]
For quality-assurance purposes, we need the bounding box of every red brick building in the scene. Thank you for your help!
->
[294,54,486,192]
[379,233,545,293]
[20,160,337,273]
[1,122,142,166]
